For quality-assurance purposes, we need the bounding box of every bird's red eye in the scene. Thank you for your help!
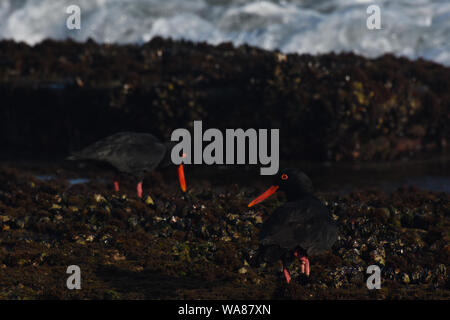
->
[281,173,288,180]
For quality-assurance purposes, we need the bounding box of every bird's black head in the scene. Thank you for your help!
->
[248,168,313,207]
[276,168,313,200]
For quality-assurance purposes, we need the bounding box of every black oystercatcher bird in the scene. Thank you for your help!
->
[248,169,337,283]
[67,132,187,197]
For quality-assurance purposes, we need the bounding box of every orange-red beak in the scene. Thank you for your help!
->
[178,164,186,192]
[248,185,279,207]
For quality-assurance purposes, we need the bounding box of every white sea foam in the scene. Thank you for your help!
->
[0,0,449,66]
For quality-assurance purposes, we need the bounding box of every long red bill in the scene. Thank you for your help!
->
[178,164,186,192]
[248,185,279,207]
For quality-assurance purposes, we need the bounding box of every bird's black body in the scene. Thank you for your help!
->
[68,132,167,180]
[253,169,338,266]
[256,195,338,264]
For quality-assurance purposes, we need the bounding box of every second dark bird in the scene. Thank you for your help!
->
[67,132,187,197]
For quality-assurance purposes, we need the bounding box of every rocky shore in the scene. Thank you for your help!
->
[0,39,449,300]
[0,165,448,299]
[0,38,449,162]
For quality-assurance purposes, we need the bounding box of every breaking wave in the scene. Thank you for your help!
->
[0,0,449,65]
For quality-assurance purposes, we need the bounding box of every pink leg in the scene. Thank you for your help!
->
[283,267,291,284]
[300,257,310,276]
[137,181,143,198]
[114,181,120,192]
[294,251,309,276]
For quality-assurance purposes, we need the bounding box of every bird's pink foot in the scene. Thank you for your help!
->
[294,251,310,276]
[283,267,291,284]
[299,257,310,276]
[137,182,143,198]
[114,181,120,192]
